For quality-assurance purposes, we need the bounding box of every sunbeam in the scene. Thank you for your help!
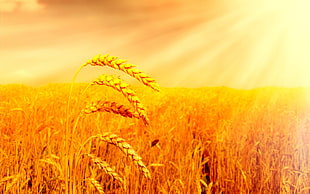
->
[1,0,310,88]
[145,0,310,88]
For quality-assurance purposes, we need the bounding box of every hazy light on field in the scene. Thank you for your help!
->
[1,0,310,89]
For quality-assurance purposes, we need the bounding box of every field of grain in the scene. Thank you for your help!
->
[0,84,309,193]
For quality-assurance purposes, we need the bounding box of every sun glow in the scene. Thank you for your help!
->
[228,0,310,88]
[1,0,310,88]
[246,0,310,87]
[145,0,310,88]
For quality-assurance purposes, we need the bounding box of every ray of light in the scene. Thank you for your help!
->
[145,0,310,88]
[1,0,310,88]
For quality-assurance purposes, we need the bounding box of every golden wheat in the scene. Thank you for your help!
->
[5,176,20,192]
[86,178,105,194]
[67,53,159,192]
[82,54,160,92]
[83,100,140,120]
[84,153,126,190]
[96,132,151,179]
[2,84,309,193]
[0,175,17,185]
[39,158,64,178]
[0,174,20,192]
[91,75,149,125]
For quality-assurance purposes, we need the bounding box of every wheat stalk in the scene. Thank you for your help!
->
[82,54,160,92]
[5,176,20,192]
[84,153,126,190]
[39,158,64,178]
[91,74,149,125]
[0,175,18,185]
[72,53,157,191]
[78,133,151,179]
[0,174,20,192]
[86,178,105,194]
[83,100,140,120]
[96,132,151,179]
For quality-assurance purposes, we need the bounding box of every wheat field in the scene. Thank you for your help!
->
[0,82,309,193]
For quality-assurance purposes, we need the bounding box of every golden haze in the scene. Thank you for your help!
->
[0,84,309,193]
[1,0,310,88]
[1,1,310,193]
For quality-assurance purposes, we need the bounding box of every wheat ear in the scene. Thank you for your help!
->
[86,178,105,194]
[92,75,149,125]
[83,100,140,120]
[84,153,126,190]
[97,132,151,179]
[82,54,160,92]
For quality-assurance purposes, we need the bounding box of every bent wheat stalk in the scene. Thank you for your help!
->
[78,133,151,179]
[83,100,140,120]
[82,54,160,92]
[39,158,64,178]
[72,53,157,190]
[91,74,149,125]
[84,153,126,190]
[86,178,105,194]
[97,132,151,179]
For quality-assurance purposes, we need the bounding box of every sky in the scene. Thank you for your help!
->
[1,0,310,89]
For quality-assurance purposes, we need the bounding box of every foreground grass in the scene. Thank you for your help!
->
[0,84,309,193]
